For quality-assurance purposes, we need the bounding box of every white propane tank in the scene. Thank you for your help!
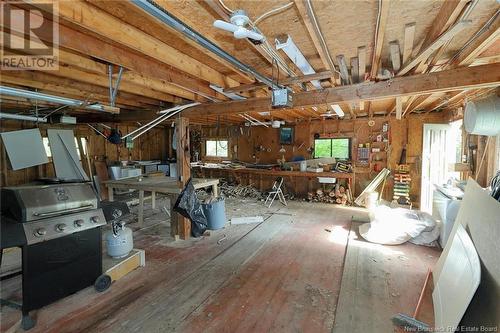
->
[105,223,133,259]
[464,95,500,136]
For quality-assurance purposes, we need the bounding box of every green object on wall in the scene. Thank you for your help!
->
[125,137,134,149]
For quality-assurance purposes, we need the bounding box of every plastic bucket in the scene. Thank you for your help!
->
[202,198,227,230]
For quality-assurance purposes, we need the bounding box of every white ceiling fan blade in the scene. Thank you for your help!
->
[213,20,239,33]
[244,29,265,41]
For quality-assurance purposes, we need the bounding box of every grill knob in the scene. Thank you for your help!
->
[34,228,47,237]
[56,223,67,232]
[74,219,84,227]
[91,216,100,224]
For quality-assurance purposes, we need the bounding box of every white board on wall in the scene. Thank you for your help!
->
[0,128,49,170]
[47,129,89,181]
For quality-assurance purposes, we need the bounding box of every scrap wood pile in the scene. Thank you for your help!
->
[219,180,266,200]
[306,183,353,205]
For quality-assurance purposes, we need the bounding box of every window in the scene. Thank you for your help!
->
[205,139,228,158]
[314,138,350,159]
[42,137,88,160]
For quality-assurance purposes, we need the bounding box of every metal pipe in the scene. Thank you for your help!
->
[0,86,110,112]
[122,102,199,139]
[239,114,258,126]
[0,112,48,123]
[111,66,124,107]
[131,0,280,89]
[132,108,183,140]
[243,113,269,127]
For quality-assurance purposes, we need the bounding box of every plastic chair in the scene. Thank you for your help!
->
[265,177,287,208]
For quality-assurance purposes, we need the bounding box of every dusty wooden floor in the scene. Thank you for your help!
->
[1,199,439,333]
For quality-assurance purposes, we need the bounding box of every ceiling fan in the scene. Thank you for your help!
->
[213,10,266,41]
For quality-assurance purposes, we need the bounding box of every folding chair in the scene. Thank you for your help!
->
[265,177,287,208]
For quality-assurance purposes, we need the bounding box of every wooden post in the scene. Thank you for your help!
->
[173,117,191,240]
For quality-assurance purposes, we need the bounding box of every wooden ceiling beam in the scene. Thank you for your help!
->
[182,63,500,116]
[397,20,470,76]
[12,5,220,100]
[293,0,338,83]
[53,0,241,89]
[45,65,187,104]
[1,72,158,109]
[449,14,500,67]
[370,0,390,78]
[224,71,334,93]
[57,49,210,102]
[87,0,253,85]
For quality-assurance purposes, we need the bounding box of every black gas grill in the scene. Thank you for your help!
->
[0,182,106,330]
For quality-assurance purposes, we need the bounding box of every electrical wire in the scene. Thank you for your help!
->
[217,0,233,14]
[254,2,293,25]
[446,8,499,68]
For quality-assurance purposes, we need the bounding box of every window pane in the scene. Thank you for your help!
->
[331,138,349,159]
[206,140,217,156]
[74,138,81,159]
[216,140,228,157]
[314,139,332,158]
[42,137,52,157]
[80,137,88,155]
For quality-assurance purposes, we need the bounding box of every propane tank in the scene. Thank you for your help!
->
[105,221,133,259]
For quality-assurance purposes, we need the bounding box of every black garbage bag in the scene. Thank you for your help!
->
[173,178,208,237]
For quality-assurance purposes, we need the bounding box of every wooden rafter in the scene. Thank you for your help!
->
[293,0,338,83]
[369,0,390,78]
[182,63,500,116]
[398,20,471,76]
[449,13,500,67]
[224,71,334,93]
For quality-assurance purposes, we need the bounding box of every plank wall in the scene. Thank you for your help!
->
[0,121,169,187]
[199,112,452,206]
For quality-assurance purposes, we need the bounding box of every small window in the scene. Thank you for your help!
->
[43,137,52,157]
[205,139,228,157]
[42,137,87,160]
[314,138,350,159]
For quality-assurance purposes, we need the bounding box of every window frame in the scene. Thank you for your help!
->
[204,139,229,158]
[313,137,351,160]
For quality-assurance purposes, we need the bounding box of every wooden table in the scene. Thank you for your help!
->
[103,176,219,227]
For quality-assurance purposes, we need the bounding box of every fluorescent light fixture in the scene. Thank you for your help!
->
[209,84,246,100]
[312,106,318,112]
[331,104,345,117]
[0,86,111,112]
[258,111,271,116]
[275,35,322,90]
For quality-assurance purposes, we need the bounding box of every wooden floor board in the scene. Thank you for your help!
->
[332,222,441,333]
[1,200,440,333]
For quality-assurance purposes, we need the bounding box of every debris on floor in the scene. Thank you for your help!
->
[230,216,264,225]
[219,180,266,200]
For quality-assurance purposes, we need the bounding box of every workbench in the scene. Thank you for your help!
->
[192,165,354,196]
[103,176,219,226]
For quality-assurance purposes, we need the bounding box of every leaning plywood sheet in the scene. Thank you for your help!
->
[0,129,48,170]
[432,224,481,331]
[435,179,500,328]
[47,129,89,181]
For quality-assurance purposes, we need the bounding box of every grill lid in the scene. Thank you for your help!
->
[1,182,98,222]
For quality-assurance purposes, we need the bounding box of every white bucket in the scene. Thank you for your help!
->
[464,96,500,136]
[299,160,307,172]
[365,191,379,210]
